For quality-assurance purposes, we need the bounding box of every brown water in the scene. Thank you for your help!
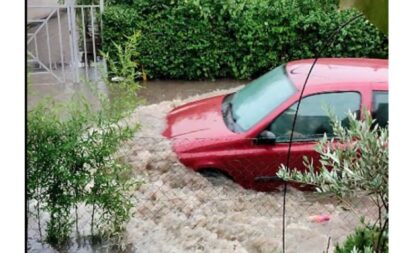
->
[28,79,244,108]
[139,79,244,104]
[27,80,377,253]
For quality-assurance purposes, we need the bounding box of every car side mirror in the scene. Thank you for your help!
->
[255,130,276,145]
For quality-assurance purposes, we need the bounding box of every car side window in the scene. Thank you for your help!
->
[268,92,361,142]
[372,91,388,128]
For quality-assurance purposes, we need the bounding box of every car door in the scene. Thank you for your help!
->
[232,91,362,190]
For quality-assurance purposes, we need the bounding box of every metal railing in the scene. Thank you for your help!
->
[27,0,104,84]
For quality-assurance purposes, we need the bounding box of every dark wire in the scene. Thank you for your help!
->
[281,13,364,253]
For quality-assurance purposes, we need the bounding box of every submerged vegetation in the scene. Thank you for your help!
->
[27,33,143,249]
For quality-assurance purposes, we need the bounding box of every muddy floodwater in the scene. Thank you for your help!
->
[28,79,244,108]
[27,80,377,253]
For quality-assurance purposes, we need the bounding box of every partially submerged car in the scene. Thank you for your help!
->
[162,58,388,191]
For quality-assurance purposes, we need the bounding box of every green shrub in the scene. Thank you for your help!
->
[335,224,388,253]
[277,110,388,206]
[27,98,138,246]
[277,109,388,253]
[102,0,388,80]
[102,5,140,53]
[27,33,143,248]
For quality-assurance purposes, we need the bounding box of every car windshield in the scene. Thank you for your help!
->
[226,65,297,132]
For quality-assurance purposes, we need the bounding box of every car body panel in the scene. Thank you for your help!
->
[162,95,244,153]
[285,58,388,90]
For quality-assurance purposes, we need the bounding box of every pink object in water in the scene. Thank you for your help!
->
[309,214,331,223]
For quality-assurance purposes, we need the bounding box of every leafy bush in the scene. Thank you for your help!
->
[100,31,144,122]
[27,98,138,246]
[27,33,143,248]
[277,110,388,205]
[102,0,388,80]
[277,109,388,253]
[335,223,388,253]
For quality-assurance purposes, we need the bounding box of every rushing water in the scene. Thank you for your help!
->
[27,80,377,253]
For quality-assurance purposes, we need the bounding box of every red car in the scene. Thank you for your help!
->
[163,58,388,191]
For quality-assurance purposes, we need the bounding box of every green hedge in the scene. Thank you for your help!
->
[102,0,388,80]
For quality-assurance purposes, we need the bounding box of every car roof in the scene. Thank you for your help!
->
[285,58,388,90]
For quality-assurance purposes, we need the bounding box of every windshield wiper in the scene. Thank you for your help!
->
[222,93,244,132]
[222,94,240,131]
[227,102,237,123]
